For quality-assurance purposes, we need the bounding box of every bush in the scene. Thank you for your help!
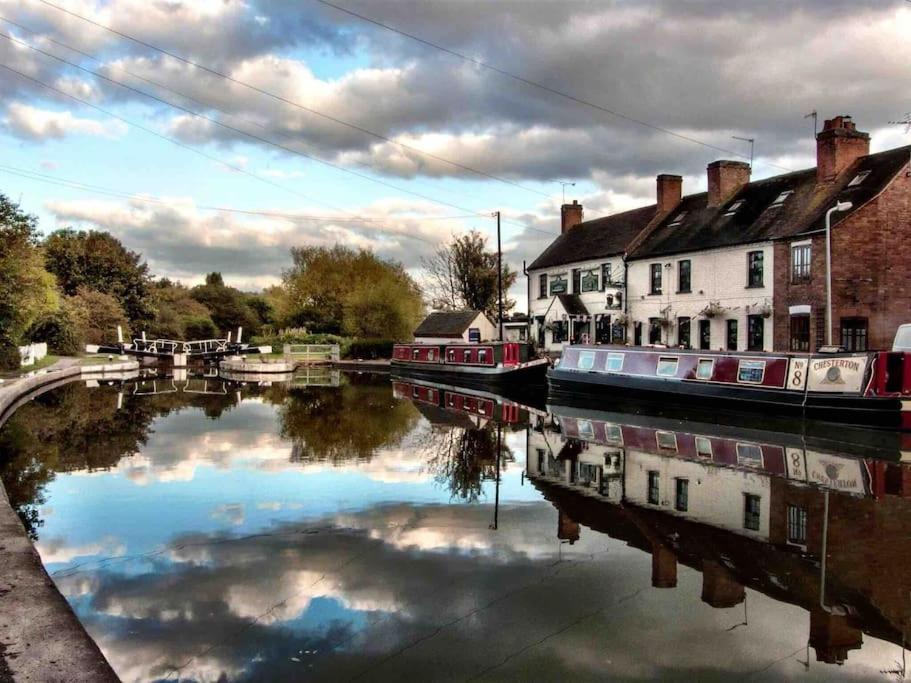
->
[343,339,394,360]
[250,332,349,354]
[0,340,20,370]
[26,309,82,355]
[183,315,218,340]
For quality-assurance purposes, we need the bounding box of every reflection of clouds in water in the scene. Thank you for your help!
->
[37,535,125,564]
[211,503,245,526]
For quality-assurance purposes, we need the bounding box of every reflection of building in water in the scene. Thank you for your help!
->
[526,407,911,666]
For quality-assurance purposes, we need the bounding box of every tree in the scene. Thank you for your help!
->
[422,231,516,321]
[66,288,131,345]
[190,272,261,338]
[43,229,152,325]
[148,279,218,340]
[282,246,424,338]
[0,194,58,368]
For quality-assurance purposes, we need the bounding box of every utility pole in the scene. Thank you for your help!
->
[495,210,503,341]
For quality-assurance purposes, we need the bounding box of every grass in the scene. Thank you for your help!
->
[0,354,61,380]
[78,355,133,366]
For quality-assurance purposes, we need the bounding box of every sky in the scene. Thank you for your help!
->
[1,0,909,309]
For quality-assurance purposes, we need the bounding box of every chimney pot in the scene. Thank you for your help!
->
[561,200,584,234]
[816,115,870,183]
[707,160,751,208]
[656,174,682,215]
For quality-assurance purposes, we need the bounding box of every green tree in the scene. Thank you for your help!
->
[148,279,217,339]
[190,272,261,338]
[422,230,516,321]
[0,194,58,368]
[66,288,131,345]
[43,229,152,325]
[282,246,423,338]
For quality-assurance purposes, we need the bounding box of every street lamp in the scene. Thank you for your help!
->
[825,201,853,346]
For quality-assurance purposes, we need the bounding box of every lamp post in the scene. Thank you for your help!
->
[825,201,853,346]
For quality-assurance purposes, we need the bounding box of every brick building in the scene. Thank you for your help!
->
[526,116,911,353]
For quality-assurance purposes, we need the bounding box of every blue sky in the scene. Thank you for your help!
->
[1,0,909,306]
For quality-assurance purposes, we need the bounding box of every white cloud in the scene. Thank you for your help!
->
[3,102,127,141]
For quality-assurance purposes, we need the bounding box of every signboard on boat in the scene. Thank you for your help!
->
[806,354,868,393]
[785,448,870,494]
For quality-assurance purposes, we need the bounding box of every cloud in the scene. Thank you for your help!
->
[3,102,127,140]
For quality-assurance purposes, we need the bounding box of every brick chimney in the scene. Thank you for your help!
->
[656,174,682,215]
[707,160,751,208]
[557,510,580,544]
[809,607,863,664]
[561,200,584,234]
[651,542,678,588]
[701,560,745,608]
[816,115,870,183]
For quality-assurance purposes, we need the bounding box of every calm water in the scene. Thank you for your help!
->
[1,370,909,682]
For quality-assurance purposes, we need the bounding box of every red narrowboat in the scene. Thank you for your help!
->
[391,341,548,389]
[547,344,911,431]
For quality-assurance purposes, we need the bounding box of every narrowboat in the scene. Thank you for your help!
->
[391,378,542,426]
[391,341,548,389]
[547,345,911,430]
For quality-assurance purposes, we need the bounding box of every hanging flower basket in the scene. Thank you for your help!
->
[700,301,725,318]
[758,302,773,319]
[614,313,629,327]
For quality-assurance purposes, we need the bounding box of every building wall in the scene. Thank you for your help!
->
[627,242,775,351]
[527,255,626,353]
[415,313,499,345]
[774,166,911,352]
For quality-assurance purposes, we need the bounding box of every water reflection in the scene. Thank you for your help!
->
[0,370,908,681]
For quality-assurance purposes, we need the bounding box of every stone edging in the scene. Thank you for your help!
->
[219,357,296,374]
[0,361,138,682]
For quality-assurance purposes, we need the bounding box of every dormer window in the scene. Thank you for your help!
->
[669,211,687,227]
[847,170,870,187]
[724,200,745,217]
[770,190,793,208]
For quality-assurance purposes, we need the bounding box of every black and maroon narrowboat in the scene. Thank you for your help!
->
[391,341,548,389]
[548,345,911,430]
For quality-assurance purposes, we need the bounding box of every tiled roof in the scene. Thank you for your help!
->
[527,146,909,268]
[414,310,483,337]
[556,294,589,316]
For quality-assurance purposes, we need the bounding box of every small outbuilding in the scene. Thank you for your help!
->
[413,310,497,344]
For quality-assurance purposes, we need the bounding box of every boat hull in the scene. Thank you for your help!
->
[548,366,906,430]
[392,359,548,391]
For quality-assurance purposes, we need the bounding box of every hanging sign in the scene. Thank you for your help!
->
[806,355,868,393]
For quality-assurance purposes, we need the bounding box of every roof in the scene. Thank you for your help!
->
[527,145,909,268]
[414,310,484,337]
[528,204,656,270]
[630,146,909,260]
[556,294,589,316]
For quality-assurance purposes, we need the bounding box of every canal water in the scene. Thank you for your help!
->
[0,370,908,682]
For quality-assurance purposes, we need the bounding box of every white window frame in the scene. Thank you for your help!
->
[657,356,679,377]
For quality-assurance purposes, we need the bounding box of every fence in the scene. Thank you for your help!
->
[282,344,340,364]
[18,342,47,367]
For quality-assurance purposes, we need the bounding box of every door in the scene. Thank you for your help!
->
[699,320,711,350]
[747,314,764,351]
[634,322,642,346]
[596,316,611,344]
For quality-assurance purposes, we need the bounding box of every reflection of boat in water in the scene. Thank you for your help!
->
[392,341,548,390]
[549,345,911,430]
[526,403,911,666]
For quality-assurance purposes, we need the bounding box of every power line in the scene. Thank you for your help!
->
[314,0,794,173]
[32,0,553,199]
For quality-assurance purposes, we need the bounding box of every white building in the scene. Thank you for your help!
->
[412,310,498,344]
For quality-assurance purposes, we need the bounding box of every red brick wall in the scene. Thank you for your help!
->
[773,167,911,351]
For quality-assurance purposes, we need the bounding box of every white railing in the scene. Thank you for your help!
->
[18,342,47,367]
[283,344,340,363]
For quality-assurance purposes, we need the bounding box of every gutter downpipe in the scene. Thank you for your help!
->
[623,255,630,343]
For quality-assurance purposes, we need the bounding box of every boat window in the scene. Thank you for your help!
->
[657,356,679,377]
[578,420,595,440]
[605,424,622,444]
[736,443,764,467]
[463,349,472,363]
[448,394,456,406]
[606,353,624,372]
[448,349,456,362]
[738,359,766,383]
[578,350,596,371]
[412,348,420,360]
[657,431,678,451]
[427,349,435,361]
[478,349,487,363]
[696,358,714,380]
[412,387,420,398]
[695,436,713,458]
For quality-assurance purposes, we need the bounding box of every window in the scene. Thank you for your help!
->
[675,479,689,512]
[657,356,679,377]
[747,251,764,287]
[738,360,766,383]
[648,318,662,344]
[538,273,548,299]
[551,320,567,343]
[650,263,662,294]
[743,494,761,531]
[847,170,871,187]
[605,424,622,444]
[678,259,691,293]
[770,190,793,207]
[572,268,581,293]
[427,349,435,361]
[580,268,599,292]
[696,358,714,380]
[448,349,456,362]
[478,349,487,363]
[726,319,738,350]
[736,443,763,467]
[841,317,868,351]
[695,436,713,458]
[787,505,807,544]
[657,431,677,451]
[412,348,420,360]
[747,315,764,351]
[699,320,711,350]
[606,353,624,372]
[647,471,660,505]
[578,420,595,440]
[669,211,687,227]
[463,349,472,363]
[724,199,745,217]
[550,275,567,295]
[791,244,811,283]
[790,315,810,352]
[578,350,596,371]
[601,263,613,289]
[677,317,691,349]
